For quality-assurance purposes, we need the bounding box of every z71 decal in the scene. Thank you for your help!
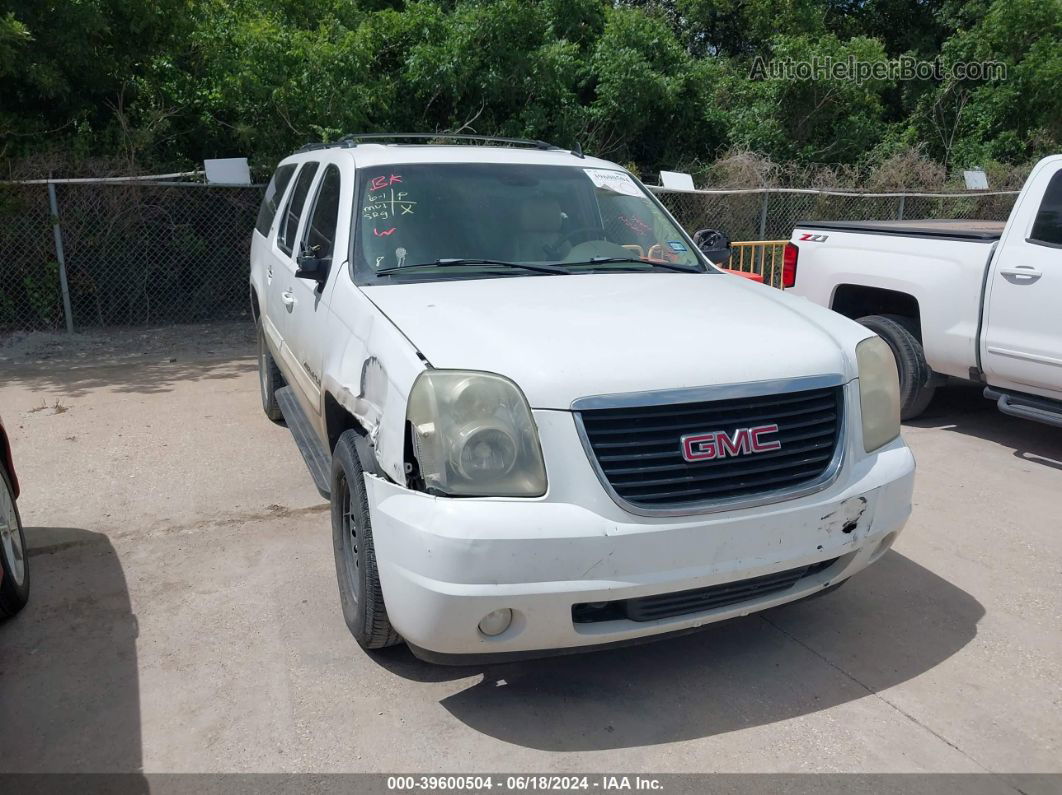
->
[799,233,829,242]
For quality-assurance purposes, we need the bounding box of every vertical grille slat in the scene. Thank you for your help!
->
[578,384,844,510]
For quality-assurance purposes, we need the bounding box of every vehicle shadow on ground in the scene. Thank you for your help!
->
[0,527,146,782]
[0,356,258,399]
[906,382,1062,470]
[375,550,982,751]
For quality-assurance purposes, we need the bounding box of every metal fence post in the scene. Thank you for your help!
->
[897,194,906,221]
[47,180,75,334]
[756,190,769,273]
[758,190,769,239]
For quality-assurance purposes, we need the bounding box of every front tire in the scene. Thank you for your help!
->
[857,314,936,420]
[331,430,400,650]
[0,467,29,618]
[257,318,284,423]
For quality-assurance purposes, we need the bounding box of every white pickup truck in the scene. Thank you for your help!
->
[787,154,1062,425]
[250,134,914,664]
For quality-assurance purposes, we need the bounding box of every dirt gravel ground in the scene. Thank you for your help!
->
[0,335,1059,775]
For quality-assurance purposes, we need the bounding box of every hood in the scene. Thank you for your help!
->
[363,273,865,409]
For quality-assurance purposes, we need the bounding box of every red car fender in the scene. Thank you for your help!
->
[0,418,18,499]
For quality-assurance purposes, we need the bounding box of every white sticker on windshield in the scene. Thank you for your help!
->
[584,168,643,197]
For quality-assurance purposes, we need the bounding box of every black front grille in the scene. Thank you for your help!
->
[572,558,839,624]
[578,385,843,509]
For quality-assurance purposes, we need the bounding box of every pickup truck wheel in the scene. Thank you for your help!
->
[256,319,284,423]
[0,467,29,618]
[857,314,936,420]
[331,430,401,650]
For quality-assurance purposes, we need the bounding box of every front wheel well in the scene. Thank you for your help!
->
[831,285,922,340]
[323,392,365,455]
[249,285,261,324]
[323,393,390,480]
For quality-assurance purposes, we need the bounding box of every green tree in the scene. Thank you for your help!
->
[0,0,188,148]
[0,0,1057,177]
[677,0,827,56]
[722,33,896,163]
[913,0,1061,167]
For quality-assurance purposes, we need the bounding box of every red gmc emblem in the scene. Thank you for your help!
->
[681,424,782,462]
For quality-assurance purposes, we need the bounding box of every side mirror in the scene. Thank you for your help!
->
[693,228,731,265]
[295,249,329,286]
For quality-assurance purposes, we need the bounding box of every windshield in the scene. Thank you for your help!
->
[352,163,707,282]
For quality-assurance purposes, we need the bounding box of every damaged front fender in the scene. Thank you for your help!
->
[321,285,428,484]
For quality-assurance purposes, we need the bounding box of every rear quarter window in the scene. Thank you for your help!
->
[1029,169,1062,248]
[277,162,320,256]
[255,164,297,236]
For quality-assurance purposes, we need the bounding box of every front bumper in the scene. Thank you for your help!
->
[365,428,915,663]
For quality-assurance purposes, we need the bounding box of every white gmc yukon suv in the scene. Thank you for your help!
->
[787,154,1062,426]
[249,134,915,663]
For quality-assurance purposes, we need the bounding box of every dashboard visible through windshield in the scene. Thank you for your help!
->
[352,162,707,282]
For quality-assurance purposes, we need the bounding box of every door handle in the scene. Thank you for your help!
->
[999,266,1041,279]
[281,291,296,307]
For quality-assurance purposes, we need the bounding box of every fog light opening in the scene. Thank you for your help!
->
[478,608,513,637]
[870,531,898,562]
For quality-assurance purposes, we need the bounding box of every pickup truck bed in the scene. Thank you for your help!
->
[789,152,1062,425]
[797,219,1006,241]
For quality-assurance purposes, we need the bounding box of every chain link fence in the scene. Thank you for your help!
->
[0,178,262,332]
[652,186,1020,241]
[0,177,1020,333]
[0,183,59,331]
[652,186,1019,286]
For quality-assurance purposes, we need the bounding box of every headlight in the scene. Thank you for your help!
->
[856,336,901,452]
[406,370,547,497]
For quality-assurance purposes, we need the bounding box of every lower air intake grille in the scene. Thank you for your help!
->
[572,558,839,624]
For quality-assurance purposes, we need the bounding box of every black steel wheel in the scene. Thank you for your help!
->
[330,430,400,650]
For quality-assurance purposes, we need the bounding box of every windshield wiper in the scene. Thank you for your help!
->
[560,256,702,274]
[377,258,569,276]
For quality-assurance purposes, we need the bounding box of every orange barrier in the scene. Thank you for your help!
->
[720,240,788,287]
[721,268,764,283]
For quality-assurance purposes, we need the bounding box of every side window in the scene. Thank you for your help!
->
[1029,170,1062,247]
[302,165,342,261]
[254,163,297,236]
[277,162,320,256]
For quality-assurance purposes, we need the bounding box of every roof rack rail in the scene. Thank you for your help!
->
[295,133,564,154]
[342,133,561,149]
[294,141,342,153]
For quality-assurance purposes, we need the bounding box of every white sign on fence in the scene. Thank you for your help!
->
[963,169,989,190]
[659,170,696,190]
[204,157,251,185]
